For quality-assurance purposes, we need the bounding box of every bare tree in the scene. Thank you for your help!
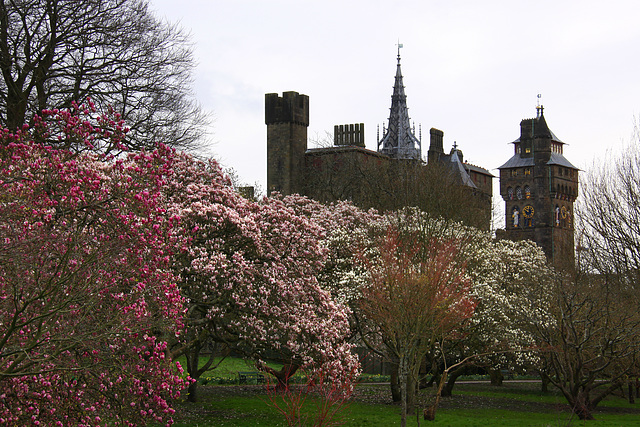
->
[0,0,207,151]
[578,135,640,283]
[533,273,640,420]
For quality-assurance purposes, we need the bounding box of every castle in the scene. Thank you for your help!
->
[265,50,493,230]
[265,50,578,264]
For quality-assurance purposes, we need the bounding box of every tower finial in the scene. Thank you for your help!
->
[536,94,543,118]
[396,40,403,63]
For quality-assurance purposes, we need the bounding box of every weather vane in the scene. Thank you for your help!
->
[396,40,403,59]
[536,94,543,117]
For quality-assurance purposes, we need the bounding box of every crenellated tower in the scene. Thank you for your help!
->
[499,106,579,268]
[265,91,309,195]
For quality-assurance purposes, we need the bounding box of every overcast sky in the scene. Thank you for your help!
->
[150,0,640,199]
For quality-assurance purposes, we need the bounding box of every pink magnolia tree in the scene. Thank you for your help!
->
[161,156,359,400]
[0,113,187,425]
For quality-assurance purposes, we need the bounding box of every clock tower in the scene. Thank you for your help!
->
[498,106,578,268]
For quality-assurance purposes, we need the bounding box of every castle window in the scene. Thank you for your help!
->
[525,148,531,154]
[511,169,517,176]
[524,185,531,199]
[507,187,514,200]
[524,168,531,175]
[516,186,523,200]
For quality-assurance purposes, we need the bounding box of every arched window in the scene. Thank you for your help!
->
[516,186,523,200]
[524,185,531,199]
[507,187,514,200]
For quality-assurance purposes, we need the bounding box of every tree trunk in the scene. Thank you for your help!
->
[629,379,635,404]
[406,374,416,415]
[424,369,448,421]
[540,372,551,393]
[571,392,595,420]
[390,362,401,402]
[576,406,595,420]
[185,345,201,403]
[261,363,299,391]
[186,379,199,403]
[488,368,503,386]
[399,356,409,427]
[440,366,465,397]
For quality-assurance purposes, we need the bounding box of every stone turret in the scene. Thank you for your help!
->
[265,91,309,195]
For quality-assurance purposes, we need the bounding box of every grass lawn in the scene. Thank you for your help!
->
[169,382,640,426]
[173,354,284,385]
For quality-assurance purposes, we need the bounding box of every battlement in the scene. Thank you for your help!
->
[265,91,309,126]
[334,123,365,147]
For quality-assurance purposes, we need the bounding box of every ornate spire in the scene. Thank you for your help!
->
[378,46,421,160]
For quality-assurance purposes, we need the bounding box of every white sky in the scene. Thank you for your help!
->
[150,0,640,200]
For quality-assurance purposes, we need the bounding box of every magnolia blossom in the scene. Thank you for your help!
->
[161,154,359,389]
[0,114,187,426]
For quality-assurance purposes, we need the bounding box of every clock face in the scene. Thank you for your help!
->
[523,205,535,218]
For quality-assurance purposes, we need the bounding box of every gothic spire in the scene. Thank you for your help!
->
[378,46,421,160]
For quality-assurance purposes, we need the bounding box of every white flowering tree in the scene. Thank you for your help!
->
[461,238,555,388]
[311,205,556,402]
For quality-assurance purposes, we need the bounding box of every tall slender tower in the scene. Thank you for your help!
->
[378,46,421,160]
[265,91,309,195]
[499,106,579,268]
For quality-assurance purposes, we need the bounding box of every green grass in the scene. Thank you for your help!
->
[169,382,640,427]
[167,358,640,425]
[454,382,566,404]
[173,355,284,384]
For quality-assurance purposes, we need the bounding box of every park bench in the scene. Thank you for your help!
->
[500,369,514,380]
[238,371,265,384]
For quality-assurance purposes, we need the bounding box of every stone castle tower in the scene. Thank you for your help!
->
[265,91,309,195]
[498,106,579,267]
